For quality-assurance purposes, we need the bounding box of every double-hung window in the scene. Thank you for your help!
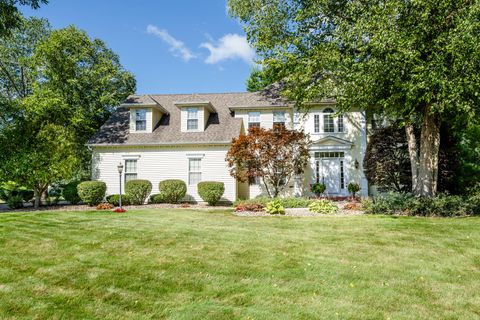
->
[273,111,286,129]
[135,109,147,131]
[188,158,202,185]
[125,159,138,183]
[338,114,344,132]
[187,107,199,130]
[323,108,334,133]
[248,111,261,129]
[314,114,320,133]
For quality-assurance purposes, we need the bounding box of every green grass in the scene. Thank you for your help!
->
[0,209,479,319]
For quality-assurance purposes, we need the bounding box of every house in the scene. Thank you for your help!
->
[88,90,369,203]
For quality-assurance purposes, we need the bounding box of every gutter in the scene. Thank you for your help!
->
[87,140,233,147]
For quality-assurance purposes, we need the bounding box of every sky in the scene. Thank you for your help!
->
[21,0,255,94]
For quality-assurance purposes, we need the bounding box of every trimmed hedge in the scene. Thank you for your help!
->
[158,180,186,203]
[198,181,224,206]
[77,181,106,206]
[149,194,164,204]
[106,194,131,206]
[63,181,81,204]
[125,179,152,205]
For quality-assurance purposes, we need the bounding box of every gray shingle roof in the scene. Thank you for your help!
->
[88,91,290,146]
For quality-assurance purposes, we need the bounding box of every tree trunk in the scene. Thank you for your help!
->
[405,123,419,193]
[33,184,47,209]
[415,107,440,197]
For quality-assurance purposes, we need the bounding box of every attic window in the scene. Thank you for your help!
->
[187,107,199,130]
[135,109,147,131]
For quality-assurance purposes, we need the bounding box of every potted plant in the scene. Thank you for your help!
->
[310,183,326,198]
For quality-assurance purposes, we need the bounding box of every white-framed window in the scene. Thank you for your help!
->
[314,114,320,133]
[125,159,137,183]
[135,109,147,131]
[187,107,199,130]
[323,108,334,133]
[188,158,202,185]
[248,111,261,129]
[273,111,286,128]
[338,114,344,132]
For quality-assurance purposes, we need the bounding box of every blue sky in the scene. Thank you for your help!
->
[21,0,255,94]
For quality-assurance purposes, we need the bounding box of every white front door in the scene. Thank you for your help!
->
[321,159,340,194]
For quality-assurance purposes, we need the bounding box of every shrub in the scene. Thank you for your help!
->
[77,181,106,206]
[6,194,23,209]
[198,181,225,206]
[125,180,152,205]
[63,181,81,204]
[0,181,33,205]
[265,199,285,215]
[348,182,361,198]
[149,193,164,204]
[311,183,326,197]
[96,202,114,210]
[235,203,265,212]
[233,196,270,207]
[158,179,186,203]
[344,202,362,211]
[309,199,338,214]
[106,194,131,206]
[278,197,313,208]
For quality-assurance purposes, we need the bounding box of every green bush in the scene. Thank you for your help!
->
[6,194,23,209]
[125,180,152,205]
[21,190,34,202]
[106,194,131,206]
[278,197,313,208]
[158,179,187,203]
[266,199,285,215]
[308,199,338,214]
[77,181,106,206]
[197,181,225,206]
[311,183,326,196]
[149,193,164,204]
[63,181,81,204]
[348,182,361,198]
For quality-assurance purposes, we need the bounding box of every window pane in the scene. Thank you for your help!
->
[125,160,137,173]
[314,115,320,133]
[338,115,344,132]
[125,173,137,183]
[189,158,201,171]
[136,120,146,131]
[187,119,198,130]
[136,109,146,120]
[187,107,198,119]
[273,111,285,122]
[323,114,334,132]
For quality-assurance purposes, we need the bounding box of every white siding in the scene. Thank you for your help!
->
[92,145,236,203]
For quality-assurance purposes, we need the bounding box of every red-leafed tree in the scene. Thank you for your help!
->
[226,126,310,197]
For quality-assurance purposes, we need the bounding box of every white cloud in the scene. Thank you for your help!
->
[200,34,255,65]
[146,25,196,62]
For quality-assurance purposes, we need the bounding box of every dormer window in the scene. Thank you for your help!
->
[187,107,199,130]
[135,109,147,131]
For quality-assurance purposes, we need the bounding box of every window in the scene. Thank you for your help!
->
[124,159,137,183]
[187,107,199,130]
[248,111,261,129]
[315,160,320,183]
[135,109,147,131]
[314,114,320,133]
[340,160,345,189]
[323,108,334,132]
[338,114,344,132]
[273,111,286,129]
[249,176,261,185]
[314,152,345,158]
[188,158,202,185]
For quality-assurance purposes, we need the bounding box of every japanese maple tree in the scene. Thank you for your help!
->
[226,126,310,197]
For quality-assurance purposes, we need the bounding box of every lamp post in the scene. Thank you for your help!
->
[117,162,124,209]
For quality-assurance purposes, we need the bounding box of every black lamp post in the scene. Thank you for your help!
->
[117,162,124,209]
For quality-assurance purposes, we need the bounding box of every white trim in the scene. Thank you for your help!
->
[186,153,205,159]
[122,155,141,160]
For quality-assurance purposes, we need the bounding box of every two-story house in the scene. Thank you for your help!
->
[88,90,368,203]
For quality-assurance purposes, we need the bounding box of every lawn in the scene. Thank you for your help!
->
[0,209,479,319]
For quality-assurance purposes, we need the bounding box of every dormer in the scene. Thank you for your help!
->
[175,101,217,132]
[122,95,169,133]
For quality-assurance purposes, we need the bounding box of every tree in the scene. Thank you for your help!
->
[0,0,47,37]
[229,0,480,197]
[364,126,412,193]
[246,67,277,92]
[226,126,310,197]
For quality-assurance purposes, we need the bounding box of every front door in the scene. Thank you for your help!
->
[321,159,340,194]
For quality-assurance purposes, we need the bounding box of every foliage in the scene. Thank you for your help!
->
[125,179,152,205]
[234,202,265,212]
[364,126,412,192]
[226,126,310,197]
[149,194,164,204]
[197,181,225,206]
[343,202,362,211]
[310,183,326,197]
[112,207,127,213]
[308,200,338,215]
[265,199,285,215]
[347,183,361,198]
[96,202,114,210]
[229,0,480,197]
[0,0,47,38]
[6,194,23,209]
[0,181,33,202]
[158,179,187,204]
[234,196,313,210]
[46,183,61,205]
[106,194,131,207]
[77,181,106,206]
[363,192,476,217]
[62,181,81,204]
[246,67,278,92]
